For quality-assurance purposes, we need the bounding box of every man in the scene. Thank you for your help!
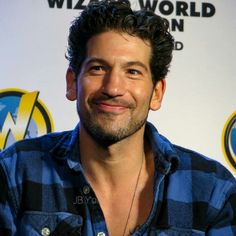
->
[0,0,236,235]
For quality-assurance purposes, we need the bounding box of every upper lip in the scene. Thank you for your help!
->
[95,101,129,108]
[91,98,133,109]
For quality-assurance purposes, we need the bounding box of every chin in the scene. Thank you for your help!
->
[83,120,145,147]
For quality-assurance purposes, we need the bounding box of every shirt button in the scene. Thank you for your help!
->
[97,232,106,236]
[41,227,50,236]
[83,185,90,194]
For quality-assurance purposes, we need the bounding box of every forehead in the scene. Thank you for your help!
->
[85,31,152,66]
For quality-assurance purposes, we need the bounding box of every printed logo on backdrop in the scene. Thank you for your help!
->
[222,112,236,172]
[0,88,54,151]
[47,0,216,51]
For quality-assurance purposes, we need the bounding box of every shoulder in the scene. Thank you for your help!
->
[0,130,73,179]
[173,144,235,183]
[147,122,235,183]
[171,145,236,229]
[1,130,71,158]
[170,145,236,211]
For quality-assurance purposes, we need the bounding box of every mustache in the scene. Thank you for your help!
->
[89,95,136,109]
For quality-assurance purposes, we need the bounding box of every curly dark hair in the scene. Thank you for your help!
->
[66,0,174,83]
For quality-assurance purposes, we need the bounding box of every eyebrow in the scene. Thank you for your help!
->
[83,57,108,67]
[123,61,149,72]
[83,57,149,72]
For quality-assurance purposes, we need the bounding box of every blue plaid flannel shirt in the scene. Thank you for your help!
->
[0,122,236,236]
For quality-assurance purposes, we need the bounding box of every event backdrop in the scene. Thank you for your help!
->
[0,0,236,175]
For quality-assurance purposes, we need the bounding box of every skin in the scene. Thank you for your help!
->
[66,31,166,236]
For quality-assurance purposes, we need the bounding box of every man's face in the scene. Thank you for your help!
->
[66,31,165,145]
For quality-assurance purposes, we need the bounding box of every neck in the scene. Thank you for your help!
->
[79,124,151,189]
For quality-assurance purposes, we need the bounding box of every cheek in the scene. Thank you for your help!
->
[77,78,103,105]
[77,77,93,97]
[76,80,88,107]
[78,76,103,93]
[132,85,153,106]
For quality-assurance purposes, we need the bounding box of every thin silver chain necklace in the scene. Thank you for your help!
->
[122,152,145,236]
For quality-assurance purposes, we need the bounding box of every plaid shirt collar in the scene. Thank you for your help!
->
[50,122,179,175]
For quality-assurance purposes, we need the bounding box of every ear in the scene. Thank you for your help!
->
[66,68,77,101]
[150,79,166,111]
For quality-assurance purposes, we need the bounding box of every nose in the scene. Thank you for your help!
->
[102,69,126,97]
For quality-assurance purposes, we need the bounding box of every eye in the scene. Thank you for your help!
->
[128,69,140,75]
[89,65,106,75]
[127,68,143,79]
[91,65,105,71]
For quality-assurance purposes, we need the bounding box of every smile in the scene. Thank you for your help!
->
[93,101,130,114]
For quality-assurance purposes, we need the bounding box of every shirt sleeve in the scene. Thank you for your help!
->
[0,162,16,236]
[207,184,236,236]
